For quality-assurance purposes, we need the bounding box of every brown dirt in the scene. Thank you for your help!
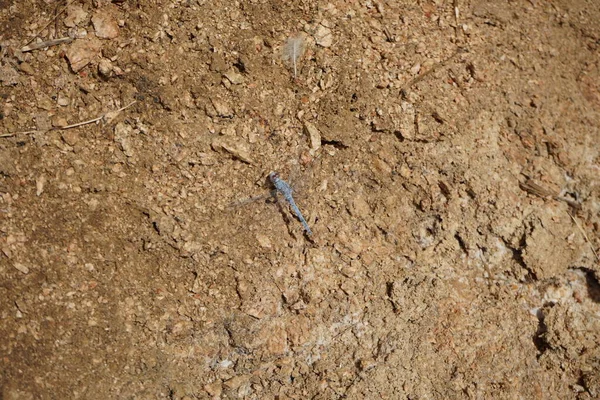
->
[1,1,599,399]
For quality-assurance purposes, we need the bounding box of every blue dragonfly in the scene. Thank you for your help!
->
[229,168,314,237]
[268,171,312,235]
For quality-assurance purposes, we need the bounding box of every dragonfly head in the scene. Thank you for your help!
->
[268,172,280,183]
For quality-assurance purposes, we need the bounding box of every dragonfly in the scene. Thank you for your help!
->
[269,171,312,235]
[229,168,314,236]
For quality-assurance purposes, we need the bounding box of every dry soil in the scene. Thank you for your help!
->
[1,0,600,399]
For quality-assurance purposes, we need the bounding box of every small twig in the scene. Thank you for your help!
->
[54,1,63,40]
[568,212,600,263]
[60,115,104,130]
[1,101,137,137]
[55,100,137,130]
[21,37,72,52]
[0,130,41,138]
[21,0,74,48]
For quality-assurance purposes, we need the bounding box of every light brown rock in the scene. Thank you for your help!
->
[64,4,88,28]
[303,122,321,151]
[92,10,119,39]
[66,38,102,72]
[314,24,333,47]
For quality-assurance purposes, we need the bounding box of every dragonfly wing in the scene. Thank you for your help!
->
[227,192,273,209]
[285,152,322,201]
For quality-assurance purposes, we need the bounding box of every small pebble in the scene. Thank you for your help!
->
[36,175,46,196]
[64,4,88,28]
[223,375,249,391]
[211,137,253,164]
[57,94,70,106]
[211,98,233,117]
[0,65,19,86]
[256,233,272,248]
[223,68,244,85]
[13,262,30,274]
[410,63,421,75]
[62,131,80,146]
[314,24,333,47]
[19,62,35,76]
[92,10,120,39]
[66,38,102,72]
[303,122,322,152]
[52,115,68,128]
[98,58,113,77]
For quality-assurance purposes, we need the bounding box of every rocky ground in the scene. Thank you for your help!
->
[1,0,599,399]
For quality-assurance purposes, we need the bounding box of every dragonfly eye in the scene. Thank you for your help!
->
[269,172,280,181]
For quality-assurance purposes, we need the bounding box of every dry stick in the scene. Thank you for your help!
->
[57,100,137,129]
[0,101,137,138]
[568,212,600,263]
[21,0,74,48]
[21,37,72,52]
[54,1,62,41]
[0,131,37,138]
